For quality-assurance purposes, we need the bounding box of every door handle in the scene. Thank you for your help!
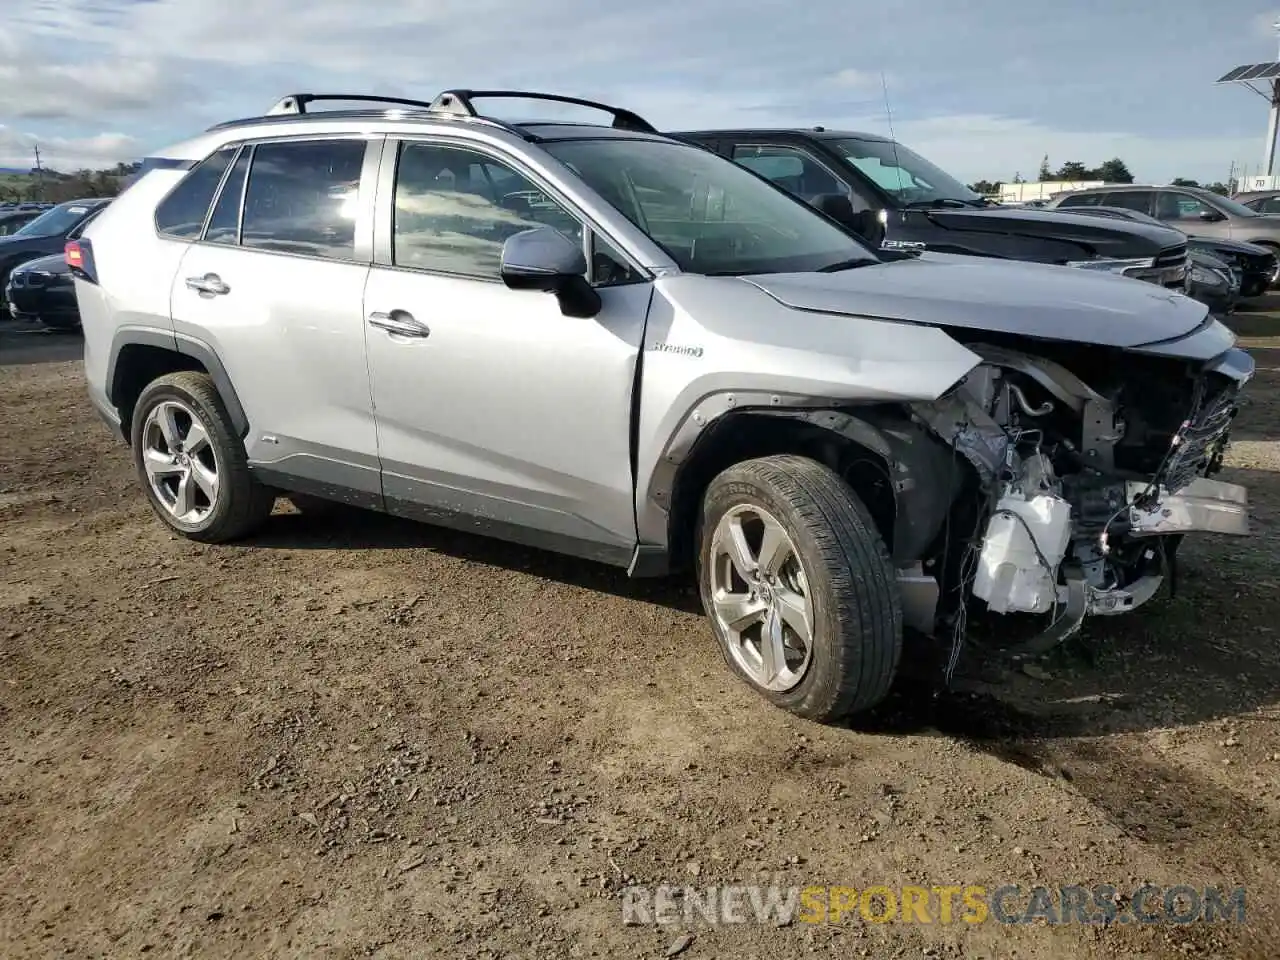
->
[185,273,230,297]
[368,309,429,339]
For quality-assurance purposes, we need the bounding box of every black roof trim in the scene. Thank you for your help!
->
[207,89,655,139]
[671,127,892,141]
[429,89,656,133]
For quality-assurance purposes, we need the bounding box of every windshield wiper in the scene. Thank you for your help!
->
[902,198,981,210]
[816,257,875,273]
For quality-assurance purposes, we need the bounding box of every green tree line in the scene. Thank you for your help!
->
[0,161,142,204]
[966,157,1232,196]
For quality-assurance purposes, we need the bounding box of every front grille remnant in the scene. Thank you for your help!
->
[1154,244,1188,269]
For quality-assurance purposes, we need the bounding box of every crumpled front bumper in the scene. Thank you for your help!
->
[1125,477,1249,539]
[1083,477,1249,618]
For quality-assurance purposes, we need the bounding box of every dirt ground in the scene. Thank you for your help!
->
[1,307,1279,960]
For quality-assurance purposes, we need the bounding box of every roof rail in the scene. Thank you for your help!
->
[265,93,439,115]
[253,90,657,136]
[427,89,657,133]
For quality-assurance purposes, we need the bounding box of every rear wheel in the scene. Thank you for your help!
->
[130,371,275,543]
[696,454,902,722]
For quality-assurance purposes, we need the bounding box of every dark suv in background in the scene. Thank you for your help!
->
[1047,184,1280,288]
[673,127,1190,290]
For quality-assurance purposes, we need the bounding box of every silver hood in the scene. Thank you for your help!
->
[742,253,1209,350]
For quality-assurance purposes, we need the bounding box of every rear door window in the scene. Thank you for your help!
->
[1054,192,1103,208]
[1105,191,1155,214]
[730,144,854,204]
[155,147,237,239]
[240,139,367,261]
[204,147,251,245]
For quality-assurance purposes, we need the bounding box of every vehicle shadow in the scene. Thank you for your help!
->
[254,458,1280,743]
[249,460,1280,851]
[251,505,706,615]
[0,323,82,366]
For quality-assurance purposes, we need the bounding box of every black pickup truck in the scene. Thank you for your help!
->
[671,127,1189,290]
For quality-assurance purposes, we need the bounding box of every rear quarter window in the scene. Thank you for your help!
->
[154,147,237,239]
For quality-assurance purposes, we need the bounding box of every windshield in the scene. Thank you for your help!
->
[829,137,982,206]
[541,138,875,275]
[1204,192,1261,218]
[15,202,94,238]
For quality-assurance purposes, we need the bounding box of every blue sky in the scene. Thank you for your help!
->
[2,0,1280,185]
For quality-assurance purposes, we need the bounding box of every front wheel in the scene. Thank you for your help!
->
[696,454,902,723]
[130,371,276,543]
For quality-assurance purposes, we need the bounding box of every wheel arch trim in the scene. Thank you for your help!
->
[107,327,250,439]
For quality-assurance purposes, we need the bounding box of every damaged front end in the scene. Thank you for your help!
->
[906,338,1253,655]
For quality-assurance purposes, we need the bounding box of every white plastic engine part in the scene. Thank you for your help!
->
[972,490,1073,615]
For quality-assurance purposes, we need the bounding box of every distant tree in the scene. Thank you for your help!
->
[1054,161,1091,181]
[1205,181,1231,196]
[1037,154,1052,181]
[1012,171,1025,184]
[968,179,1000,194]
[1096,158,1134,183]
[1,163,134,203]
[1170,177,1201,187]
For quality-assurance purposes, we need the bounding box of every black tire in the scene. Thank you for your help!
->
[696,454,902,722]
[130,371,275,543]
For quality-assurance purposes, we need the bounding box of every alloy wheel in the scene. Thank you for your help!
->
[708,504,814,692]
[141,399,220,524]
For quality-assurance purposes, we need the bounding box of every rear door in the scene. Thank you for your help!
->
[170,135,383,500]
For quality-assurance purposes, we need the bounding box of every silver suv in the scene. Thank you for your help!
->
[71,90,1254,723]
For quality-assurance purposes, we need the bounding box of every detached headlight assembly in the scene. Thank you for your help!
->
[1064,256,1157,275]
[1190,264,1216,285]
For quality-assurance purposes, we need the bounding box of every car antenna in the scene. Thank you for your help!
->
[880,70,906,195]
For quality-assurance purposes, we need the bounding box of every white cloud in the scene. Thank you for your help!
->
[828,69,886,92]
[0,126,141,172]
[0,28,178,120]
[2,0,1274,185]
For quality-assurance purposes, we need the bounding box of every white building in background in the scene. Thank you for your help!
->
[997,180,1105,204]
[1241,174,1280,191]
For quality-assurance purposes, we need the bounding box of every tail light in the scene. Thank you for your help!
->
[64,238,98,284]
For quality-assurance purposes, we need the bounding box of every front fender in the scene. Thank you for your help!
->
[632,276,981,547]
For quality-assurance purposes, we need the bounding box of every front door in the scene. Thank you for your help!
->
[363,138,652,564]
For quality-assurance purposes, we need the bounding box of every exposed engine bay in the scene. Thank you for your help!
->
[898,337,1251,656]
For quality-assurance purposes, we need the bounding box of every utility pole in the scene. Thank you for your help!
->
[1265,18,1280,176]
[32,144,44,201]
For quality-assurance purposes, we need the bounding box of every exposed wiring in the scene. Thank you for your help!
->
[940,437,962,686]
[1095,377,1206,557]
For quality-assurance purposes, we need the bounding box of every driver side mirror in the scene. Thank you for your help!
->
[500,227,601,318]
[1198,209,1226,222]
